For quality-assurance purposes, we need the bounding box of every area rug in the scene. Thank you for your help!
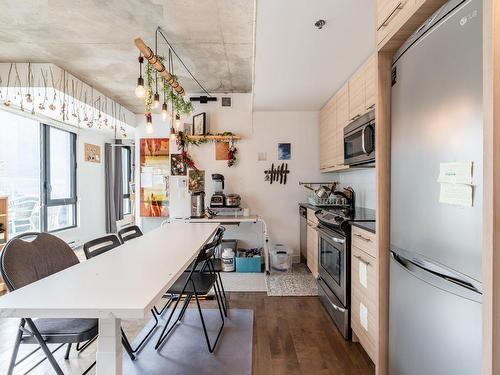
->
[266,263,319,296]
[123,309,253,375]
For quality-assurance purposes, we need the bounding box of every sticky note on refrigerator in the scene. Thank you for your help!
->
[437,162,473,184]
[439,183,473,207]
[359,261,368,288]
[360,303,368,331]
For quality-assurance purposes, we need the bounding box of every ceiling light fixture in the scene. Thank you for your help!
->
[314,19,326,29]
[145,112,153,134]
[135,55,146,98]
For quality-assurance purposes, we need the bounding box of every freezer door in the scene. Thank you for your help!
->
[389,252,481,375]
[390,0,483,281]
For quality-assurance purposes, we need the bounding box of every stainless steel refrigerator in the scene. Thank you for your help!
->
[389,0,483,374]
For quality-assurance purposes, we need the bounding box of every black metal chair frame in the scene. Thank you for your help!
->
[117,225,143,243]
[0,232,98,375]
[84,232,160,355]
[155,233,226,353]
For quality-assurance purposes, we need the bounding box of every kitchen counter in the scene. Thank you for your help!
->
[351,221,376,234]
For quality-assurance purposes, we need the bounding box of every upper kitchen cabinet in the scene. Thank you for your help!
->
[319,95,337,170]
[348,68,365,122]
[364,55,376,111]
[336,83,349,128]
[377,0,415,47]
[349,55,377,122]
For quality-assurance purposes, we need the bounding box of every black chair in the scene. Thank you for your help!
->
[155,233,226,353]
[83,233,158,355]
[0,232,98,375]
[185,227,229,316]
[117,225,143,243]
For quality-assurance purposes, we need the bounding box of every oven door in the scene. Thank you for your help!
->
[344,122,375,165]
[317,225,348,306]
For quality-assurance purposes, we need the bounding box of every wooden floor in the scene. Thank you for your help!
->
[0,292,374,375]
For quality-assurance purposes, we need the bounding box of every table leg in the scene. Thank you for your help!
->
[96,317,122,375]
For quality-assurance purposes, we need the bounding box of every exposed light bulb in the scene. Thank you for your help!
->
[145,113,153,134]
[162,102,168,121]
[152,93,160,109]
[135,77,146,98]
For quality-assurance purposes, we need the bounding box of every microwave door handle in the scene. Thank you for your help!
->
[361,126,367,154]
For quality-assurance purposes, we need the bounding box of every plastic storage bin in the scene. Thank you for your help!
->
[235,256,262,273]
[271,244,292,272]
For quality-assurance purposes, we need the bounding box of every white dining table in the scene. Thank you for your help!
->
[0,222,219,375]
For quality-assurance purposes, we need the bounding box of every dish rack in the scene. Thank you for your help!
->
[307,194,336,206]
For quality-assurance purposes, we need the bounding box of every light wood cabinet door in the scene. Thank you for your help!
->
[319,96,337,170]
[351,246,378,362]
[377,0,414,45]
[364,54,376,111]
[306,221,318,278]
[352,226,377,258]
[336,83,350,128]
[348,68,366,122]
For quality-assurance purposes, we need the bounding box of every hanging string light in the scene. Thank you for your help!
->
[135,54,146,98]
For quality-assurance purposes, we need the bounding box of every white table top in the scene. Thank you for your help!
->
[0,222,219,319]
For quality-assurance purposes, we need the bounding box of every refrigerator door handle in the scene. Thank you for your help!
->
[391,251,482,302]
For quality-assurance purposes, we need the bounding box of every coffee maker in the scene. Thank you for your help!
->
[210,174,225,207]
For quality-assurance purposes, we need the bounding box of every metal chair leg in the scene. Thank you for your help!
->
[25,318,64,375]
[192,279,225,353]
[217,271,229,314]
[64,343,72,360]
[121,328,136,360]
[7,319,24,375]
[176,293,193,322]
[128,309,159,353]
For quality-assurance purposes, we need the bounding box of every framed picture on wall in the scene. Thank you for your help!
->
[193,112,206,135]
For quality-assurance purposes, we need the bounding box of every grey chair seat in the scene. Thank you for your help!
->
[23,318,98,344]
[169,273,217,295]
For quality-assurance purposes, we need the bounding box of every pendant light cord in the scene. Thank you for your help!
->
[156,27,211,97]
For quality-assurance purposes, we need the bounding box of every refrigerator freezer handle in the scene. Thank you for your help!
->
[391,251,482,302]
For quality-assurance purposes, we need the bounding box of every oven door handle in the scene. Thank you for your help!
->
[317,226,346,244]
[332,237,345,244]
[330,300,347,313]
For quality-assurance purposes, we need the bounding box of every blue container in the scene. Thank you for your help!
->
[235,256,262,273]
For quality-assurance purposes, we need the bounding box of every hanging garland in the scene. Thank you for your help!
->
[176,131,238,168]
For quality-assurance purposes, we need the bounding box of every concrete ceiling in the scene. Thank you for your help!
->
[252,0,375,111]
[0,0,255,114]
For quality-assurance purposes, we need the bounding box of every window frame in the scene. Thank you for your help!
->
[40,124,77,232]
[122,146,132,215]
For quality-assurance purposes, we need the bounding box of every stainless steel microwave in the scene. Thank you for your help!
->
[343,110,375,166]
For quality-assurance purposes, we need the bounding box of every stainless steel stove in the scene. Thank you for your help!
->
[314,207,375,339]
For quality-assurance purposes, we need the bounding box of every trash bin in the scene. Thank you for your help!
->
[270,244,292,272]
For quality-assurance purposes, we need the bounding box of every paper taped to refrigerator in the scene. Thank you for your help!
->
[437,162,473,184]
[359,261,368,288]
[439,183,473,207]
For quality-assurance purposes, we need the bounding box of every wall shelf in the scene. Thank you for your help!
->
[187,135,241,141]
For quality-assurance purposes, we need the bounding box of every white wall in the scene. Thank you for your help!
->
[326,169,376,209]
[135,94,325,258]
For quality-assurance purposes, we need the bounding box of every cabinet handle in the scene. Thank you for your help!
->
[354,254,371,267]
[349,114,361,122]
[354,233,372,242]
[377,1,403,30]
[366,103,375,110]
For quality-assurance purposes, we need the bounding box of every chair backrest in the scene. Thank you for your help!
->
[83,234,121,259]
[0,232,79,291]
[194,227,226,265]
[117,225,143,243]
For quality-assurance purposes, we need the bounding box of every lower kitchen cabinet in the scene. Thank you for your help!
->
[351,227,378,362]
[306,217,319,279]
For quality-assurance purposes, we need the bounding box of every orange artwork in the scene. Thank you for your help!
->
[215,142,230,160]
[139,138,170,217]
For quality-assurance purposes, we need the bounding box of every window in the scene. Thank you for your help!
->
[41,125,77,232]
[121,146,132,215]
[0,110,78,235]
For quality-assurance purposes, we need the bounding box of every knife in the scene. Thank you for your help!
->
[284,163,288,184]
[279,163,284,184]
[270,163,274,184]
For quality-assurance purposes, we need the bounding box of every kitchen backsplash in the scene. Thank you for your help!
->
[330,169,376,209]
